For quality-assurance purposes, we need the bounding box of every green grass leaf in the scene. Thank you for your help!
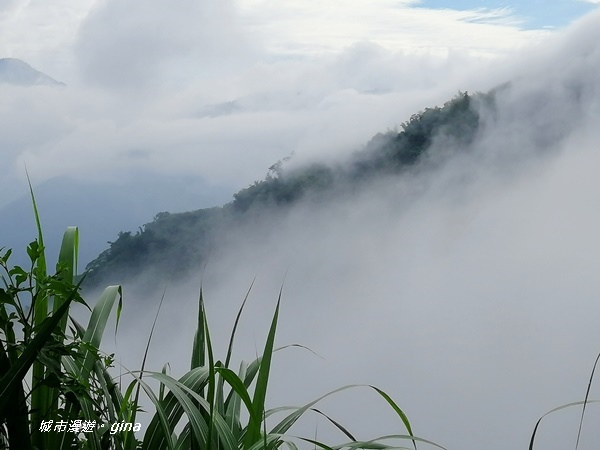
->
[529,400,600,450]
[0,292,74,415]
[243,289,281,450]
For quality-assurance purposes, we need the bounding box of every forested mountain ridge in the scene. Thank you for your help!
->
[84,91,486,287]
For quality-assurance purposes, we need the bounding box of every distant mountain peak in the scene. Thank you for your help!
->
[0,58,65,86]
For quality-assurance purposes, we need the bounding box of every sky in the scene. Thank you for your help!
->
[3,1,600,450]
[0,0,597,204]
[418,0,598,28]
[1,1,599,84]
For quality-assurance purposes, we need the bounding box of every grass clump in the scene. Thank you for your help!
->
[0,194,440,449]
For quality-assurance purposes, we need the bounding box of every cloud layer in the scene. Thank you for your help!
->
[2,3,600,450]
[103,10,600,450]
[0,0,558,209]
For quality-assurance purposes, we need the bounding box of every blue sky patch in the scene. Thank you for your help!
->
[417,0,598,29]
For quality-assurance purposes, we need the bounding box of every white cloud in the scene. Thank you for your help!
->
[238,0,546,57]
[86,10,600,450]
[74,0,261,91]
[0,1,582,209]
[3,3,600,450]
[2,43,506,199]
[0,0,95,83]
[130,26,600,450]
[0,0,551,88]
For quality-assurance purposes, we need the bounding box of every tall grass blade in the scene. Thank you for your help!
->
[54,226,80,335]
[43,226,80,449]
[26,173,49,448]
[575,351,600,450]
[0,345,31,450]
[56,226,78,282]
[134,290,165,399]
[191,287,206,371]
[160,363,170,402]
[224,361,249,435]
[133,374,179,450]
[151,372,211,448]
[269,386,360,436]
[215,366,258,421]
[82,285,123,368]
[529,400,600,450]
[146,368,241,450]
[269,383,417,445]
[53,354,105,450]
[243,289,281,450]
[174,424,192,450]
[246,433,283,450]
[51,285,122,449]
[122,288,167,450]
[0,293,74,415]
[311,408,356,441]
[225,279,255,370]
[300,434,446,450]
[201,307,217,449]
[26,171,46,277]
[142,367,210,449]
[225,356,260,403]
[370,385,416,450]
[190,287,211,449]
[215,280,255,445]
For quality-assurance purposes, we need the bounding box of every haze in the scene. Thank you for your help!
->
[2,2,600,450]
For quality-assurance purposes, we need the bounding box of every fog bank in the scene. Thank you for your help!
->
[99,12,600,450]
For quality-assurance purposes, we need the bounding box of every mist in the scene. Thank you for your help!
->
[94,10,600,450]
[3,2,600,450]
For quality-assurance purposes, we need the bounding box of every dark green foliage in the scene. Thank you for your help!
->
[84,92,484,287]
[0,230,130,450]
[85,208,226,286]
[232,163,335,213]
[351,91,480,175]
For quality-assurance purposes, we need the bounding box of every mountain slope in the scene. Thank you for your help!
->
[0,58,64,86]
[0,173,231,271]
[83,91,485,288]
